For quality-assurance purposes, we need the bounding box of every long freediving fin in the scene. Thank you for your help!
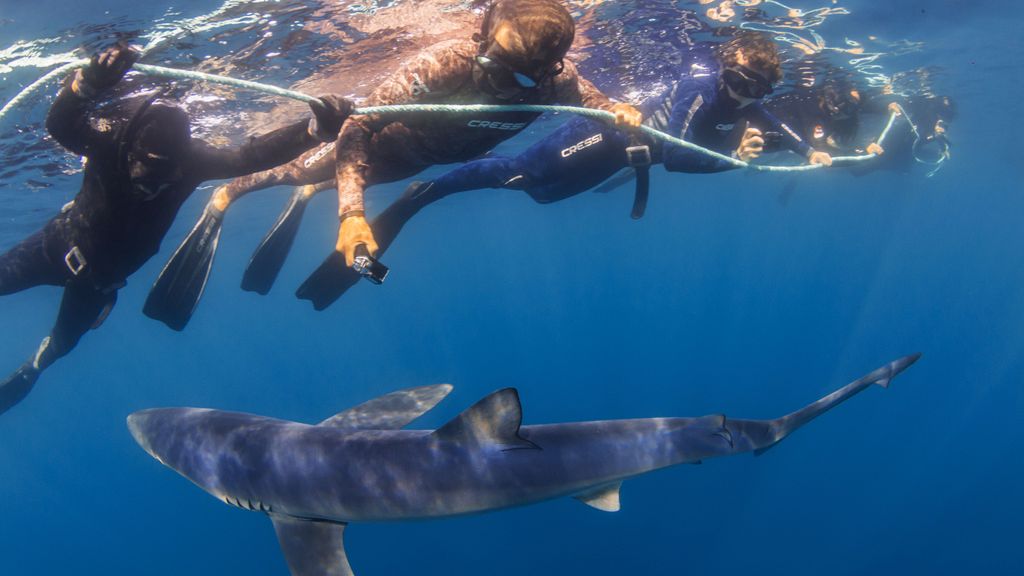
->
[295,181,432,310]
[241,185,316,295]
[295,252,361,311]
[270,515,352,576]
[143,204,224,331]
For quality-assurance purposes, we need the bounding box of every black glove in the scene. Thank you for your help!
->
[80,42,140,92]
[307,95,354,142]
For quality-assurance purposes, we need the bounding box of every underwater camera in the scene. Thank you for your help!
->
[353,244,389,284]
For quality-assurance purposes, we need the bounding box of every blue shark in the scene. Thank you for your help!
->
[128,354,919,575]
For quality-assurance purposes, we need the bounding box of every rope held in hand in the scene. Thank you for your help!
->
[0,60,899,171]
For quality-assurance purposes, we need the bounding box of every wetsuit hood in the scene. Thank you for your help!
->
[121,99,190,200]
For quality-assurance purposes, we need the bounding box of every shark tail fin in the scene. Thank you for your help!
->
[751,354,921,456]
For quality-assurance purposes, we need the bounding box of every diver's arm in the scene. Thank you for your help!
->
[46,43,138,158]
[45,77,115,158]
[190,121,321,182]
[192,95,353,181]
[751,105,814,159]
[661,79,735,174]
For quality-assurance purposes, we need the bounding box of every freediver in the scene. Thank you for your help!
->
[761,76,955,174]
[0,43,354,414]
[267,30,835,309]
[145,0,643,322]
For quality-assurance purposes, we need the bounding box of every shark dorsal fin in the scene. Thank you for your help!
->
[432,388,538,450]
[319,384,453,430]
[574,482,622,512]
[270,515,352,576]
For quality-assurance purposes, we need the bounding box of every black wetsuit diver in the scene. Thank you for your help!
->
[284,35,833,309]
[0,44,353,415]
[762,81,955,175]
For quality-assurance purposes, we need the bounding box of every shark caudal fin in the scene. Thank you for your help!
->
[745,354,921,456]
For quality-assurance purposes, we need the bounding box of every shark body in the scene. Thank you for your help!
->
[128,354,919,575]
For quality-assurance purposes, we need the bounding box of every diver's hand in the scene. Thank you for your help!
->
[308,95,355,142]
[337,215,379,267]
[735,127,764,162]
[610,103,642,128]
[76,43,140,96]
[866,143,885,156]
[888,102,901,115]
[808,150,833,166]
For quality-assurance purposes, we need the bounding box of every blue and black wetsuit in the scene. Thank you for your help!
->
[409,56,811,204]
[360,54,812,276]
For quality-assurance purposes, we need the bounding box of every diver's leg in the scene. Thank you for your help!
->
[211,141,339,210]
[516,118,633,204]
[0,227,66,296]
[0,283,114,415]
[144,143,339,328]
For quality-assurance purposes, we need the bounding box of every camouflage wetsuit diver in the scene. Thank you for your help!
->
[146,0,642,322]
[286,32,836,308]
[0,44,353,415]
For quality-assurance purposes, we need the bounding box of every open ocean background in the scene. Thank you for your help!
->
[0,1,1021,574]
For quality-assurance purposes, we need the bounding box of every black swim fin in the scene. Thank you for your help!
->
[295,252,362,311]
[0,363,39,416]
[144,205,224,331]
[241,186,313,295]
[295,181,433,310]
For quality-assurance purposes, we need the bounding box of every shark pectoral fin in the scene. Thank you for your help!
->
[319,384,454,430]
[270,515,353,576]
[574,482,623,512]
[432,388,539,450]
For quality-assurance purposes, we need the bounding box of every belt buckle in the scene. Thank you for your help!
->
[64,246,87,276]
[626,145,651,167]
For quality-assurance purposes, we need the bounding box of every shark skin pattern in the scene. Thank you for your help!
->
[128,354,920,576]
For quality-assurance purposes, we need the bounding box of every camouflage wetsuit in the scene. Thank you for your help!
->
[217,38,625,212]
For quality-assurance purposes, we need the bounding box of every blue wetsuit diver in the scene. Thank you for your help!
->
[305,31,834,309]
[0,44,353,415]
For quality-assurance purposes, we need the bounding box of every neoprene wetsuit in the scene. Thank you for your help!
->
[401,50,812,208]
[0,78,329,414]
[214,38,624,207]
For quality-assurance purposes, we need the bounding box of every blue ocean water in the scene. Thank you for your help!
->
[0,1,1021,574]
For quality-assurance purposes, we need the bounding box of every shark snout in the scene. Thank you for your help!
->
[127,410,157,456]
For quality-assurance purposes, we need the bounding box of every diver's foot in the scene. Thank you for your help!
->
[0,364,40,416]
[403,180,435,201]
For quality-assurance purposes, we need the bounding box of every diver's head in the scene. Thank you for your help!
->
[820,79,862,120]
[715,31,782,108]
[127,100,190,200]
[472,0,575,99]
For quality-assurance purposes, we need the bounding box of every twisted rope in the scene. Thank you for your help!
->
[2,61,897,171]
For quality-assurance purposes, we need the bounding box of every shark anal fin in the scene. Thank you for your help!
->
[574,482,623,512]
[432,388,539,450]
[271,515,352,576]
[319,384,453,430]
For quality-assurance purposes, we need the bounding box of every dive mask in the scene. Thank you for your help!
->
[475,54,563,92]
[722,66,774,99]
